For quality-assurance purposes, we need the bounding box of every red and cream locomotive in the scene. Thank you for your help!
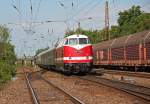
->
[35,34,93,74]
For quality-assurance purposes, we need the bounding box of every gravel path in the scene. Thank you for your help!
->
[0,67,35,104]
[30,73,74,104]
[0,74,32,104]
[100,73,150,88]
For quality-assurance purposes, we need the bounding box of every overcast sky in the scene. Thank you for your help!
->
[0,0,150,57]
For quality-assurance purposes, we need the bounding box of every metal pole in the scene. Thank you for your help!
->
[105,1,110,40]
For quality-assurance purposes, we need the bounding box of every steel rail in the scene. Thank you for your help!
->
[24,71,40,104]
[39,75,85,104]
[94,69,150,78]
[78,75,150,103]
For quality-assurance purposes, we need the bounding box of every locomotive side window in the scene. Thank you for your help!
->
[69,38,78,45]
[79,38,87,44]
[65,39,68,45]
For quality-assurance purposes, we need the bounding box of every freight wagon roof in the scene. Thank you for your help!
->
[111,30,150,48]
[145,31,150,43]
[141,30,150,43]
[126,30,150,46]
[93,30,150,49]
[93,39,114,50]
[111,35,129,48]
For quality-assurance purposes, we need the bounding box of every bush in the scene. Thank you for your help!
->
[0,25,16,85]
[0,61,16,84]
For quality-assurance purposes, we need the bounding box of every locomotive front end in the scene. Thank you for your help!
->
[63,34,93,74]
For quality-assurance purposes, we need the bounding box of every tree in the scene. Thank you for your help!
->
[0,25,16,84]
[0,25,9,43]
[118,5,141,26]
[117,5,150,36]
[134,13,150,32]
[65,28,104,44]
[109,26,120,38]
[64,5,150,44]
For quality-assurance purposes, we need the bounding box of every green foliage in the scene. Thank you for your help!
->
[0,61,16,84]
[116,5,150,36]
[118,6,141,26]
[0,25,16,85]
[109,26,121,38]
[65,28,104,44]
[134,13,150,31]
[0,25,9,43]
[65,5,150,43]
[16,59,23,68]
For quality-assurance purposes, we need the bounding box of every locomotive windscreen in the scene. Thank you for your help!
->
[69,38,78,45]
[79,38,91,44]
[65,36,91,45]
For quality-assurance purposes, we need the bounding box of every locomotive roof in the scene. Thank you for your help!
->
[36,34,89,56]
[66,34,88,39]
[55,34,89,48]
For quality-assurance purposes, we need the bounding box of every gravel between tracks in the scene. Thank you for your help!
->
[0,68,32,104]
[30,73,74,104]
[42,71,147,104]
[0,67,148,104]
[100,73,150,88]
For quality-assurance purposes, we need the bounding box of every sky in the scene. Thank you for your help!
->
[0,0,150,58]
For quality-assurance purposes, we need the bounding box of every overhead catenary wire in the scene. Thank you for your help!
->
[68,0,115,21]
[10,0,149,56]
[29,0,33,34]
[67,0,96,21]
[70,0,112,30]
[11,0,25,33]
[29,0,33,16]
[11,0,21,15]
[11,0,28,33]
[140,2,150,9]
[34,0,42,22]
[68,0,115,30]
[82,0,103,18]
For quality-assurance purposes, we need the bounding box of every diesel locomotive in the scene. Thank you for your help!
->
[35,34,93,74]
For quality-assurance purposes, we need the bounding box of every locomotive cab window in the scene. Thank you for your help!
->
[79,38,87,44]
[69,38,78,45]
[65,39,68,45]
[79,38,91,44]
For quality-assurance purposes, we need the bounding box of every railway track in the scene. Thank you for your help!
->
[78,75,150,103]
[93,68,150,79]
[23,67,150,103]
[39,75,84,104]
[23,69,84,104]
[23,68,40,104]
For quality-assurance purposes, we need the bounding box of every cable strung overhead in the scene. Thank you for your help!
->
[29,0,33,15]
[11,0,20,14]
